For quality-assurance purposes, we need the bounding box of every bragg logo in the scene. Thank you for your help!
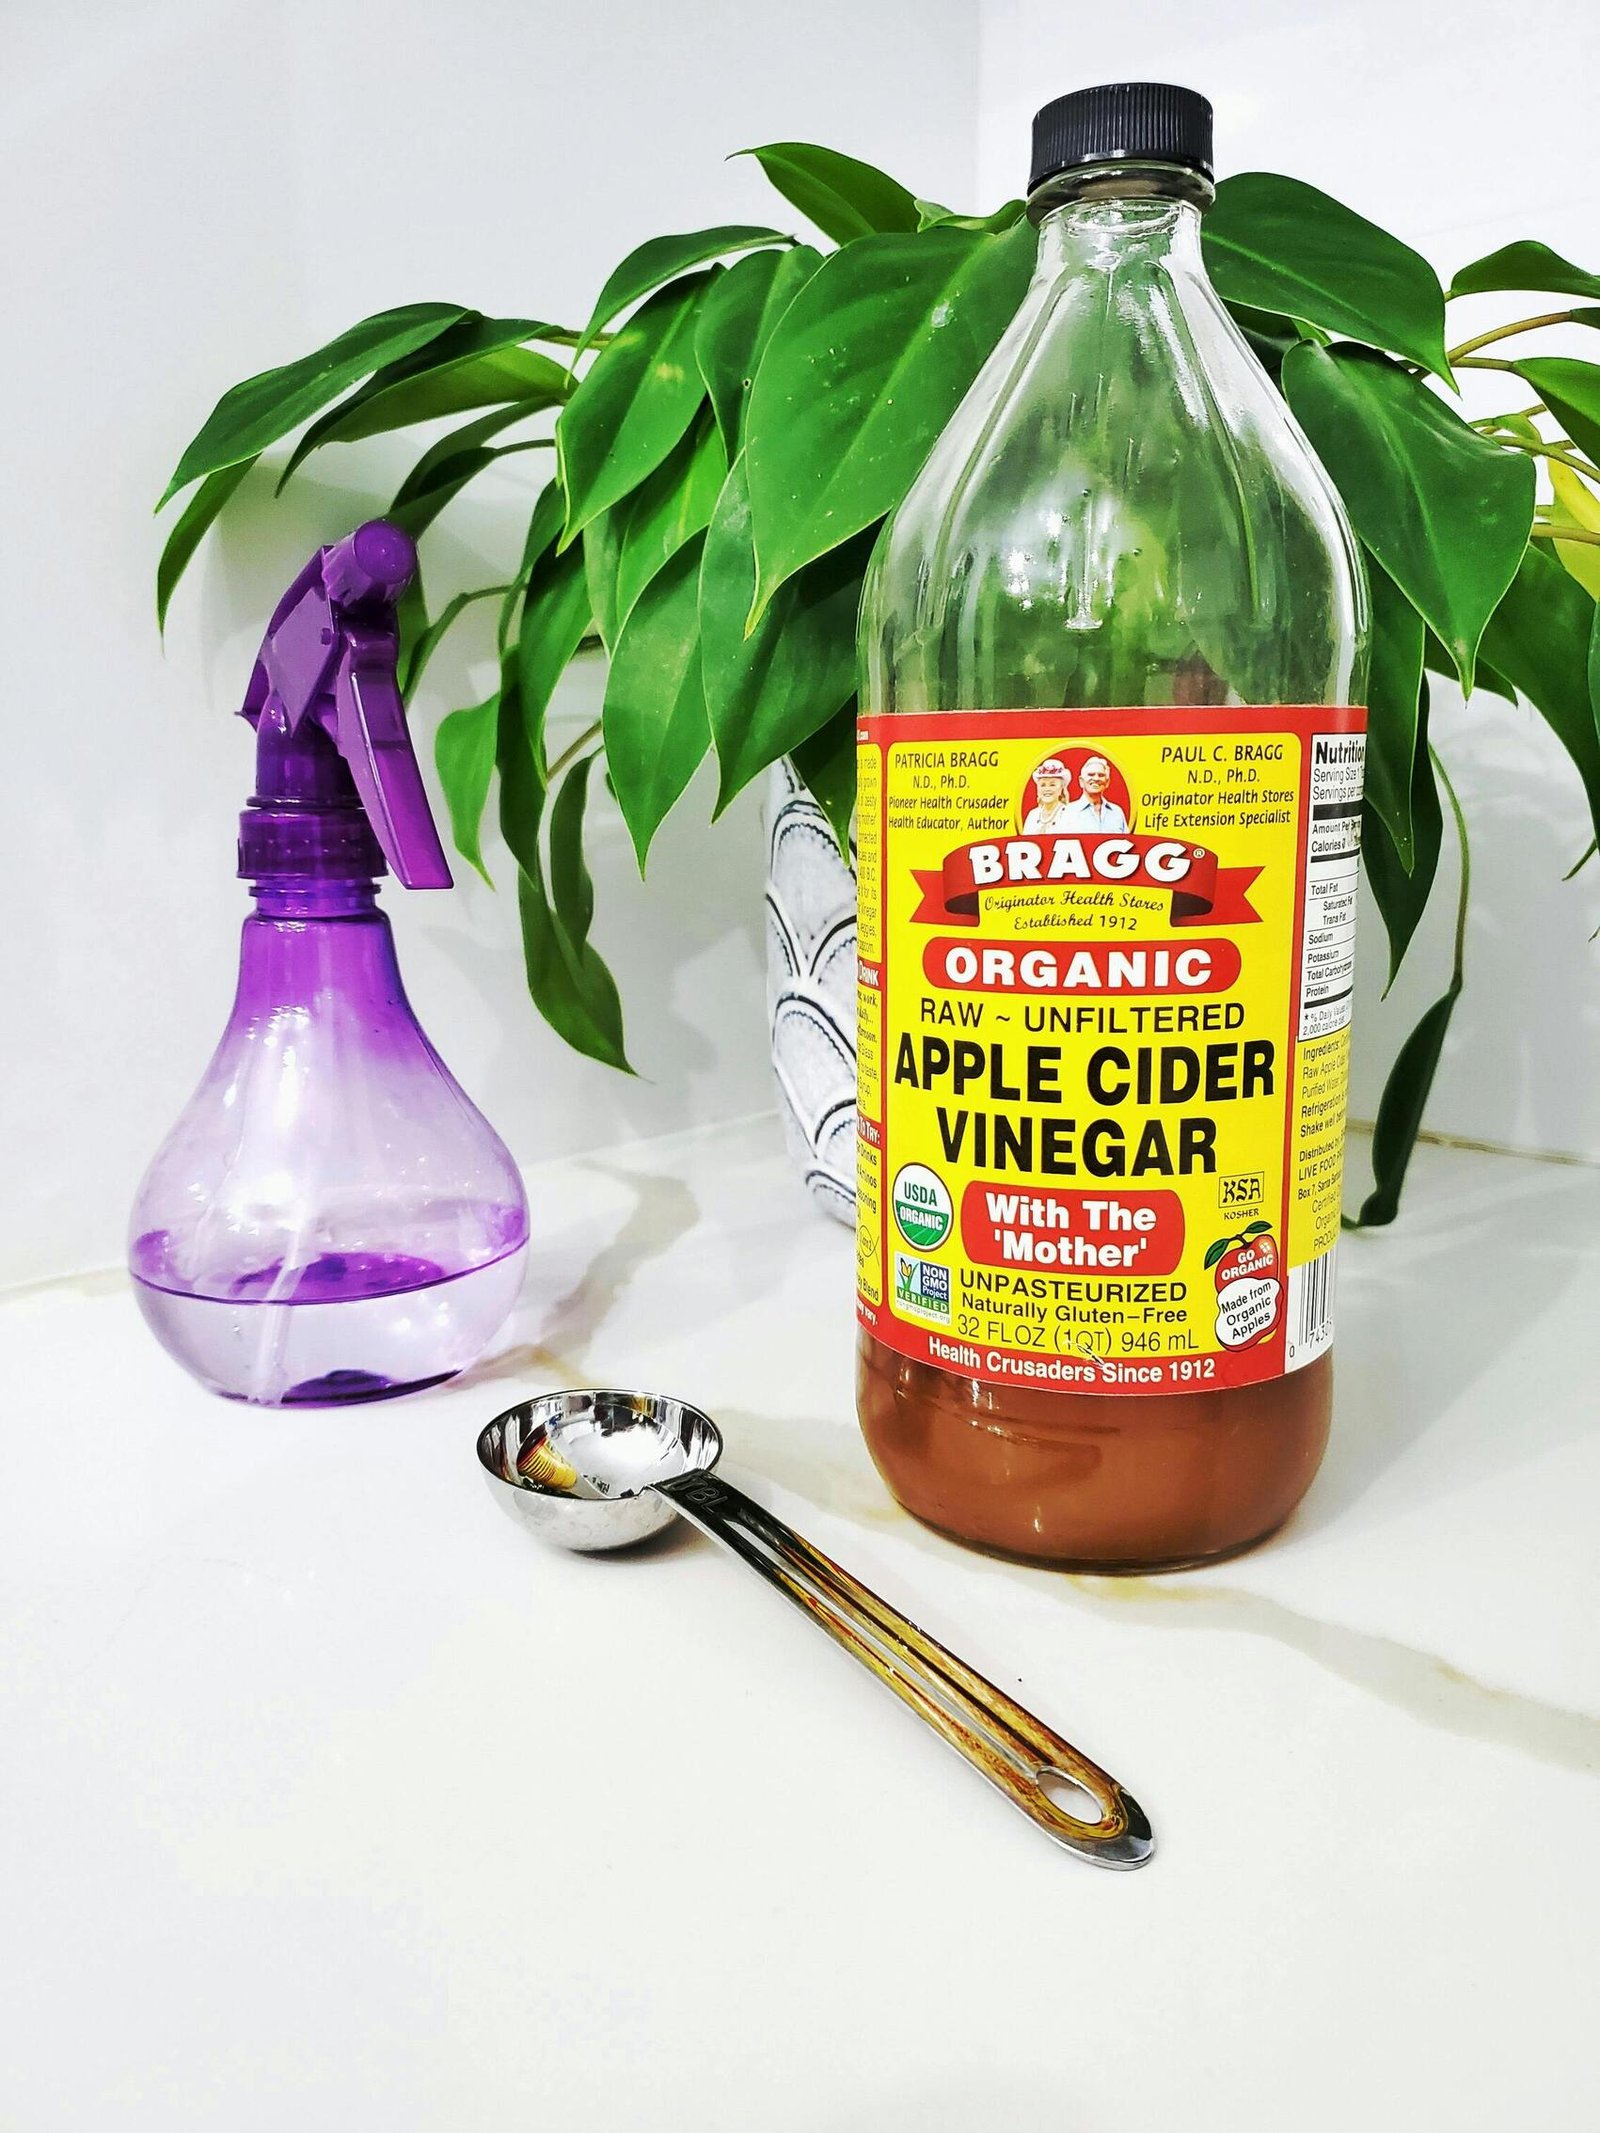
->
[967,834,1195,888]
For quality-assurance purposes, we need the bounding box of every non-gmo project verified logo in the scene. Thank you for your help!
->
[894,1255,951,1322]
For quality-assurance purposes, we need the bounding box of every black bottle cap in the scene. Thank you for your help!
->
[1029,82,1213,192]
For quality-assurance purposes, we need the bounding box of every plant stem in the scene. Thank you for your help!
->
[1500,438,1600,482]
[1471,404,1544,430]
[1432,746,1471,983]
[1529,524,1600,547]
[545,719,602,782]
[1447,309,1582,359]
[1451,355,1520,373]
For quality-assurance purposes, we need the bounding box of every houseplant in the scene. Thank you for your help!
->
[157,141,1600,1225]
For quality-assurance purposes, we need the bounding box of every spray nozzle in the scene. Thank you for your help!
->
[238,520,451,890]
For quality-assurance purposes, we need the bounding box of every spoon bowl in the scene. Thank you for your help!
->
[477,1388,721,1553]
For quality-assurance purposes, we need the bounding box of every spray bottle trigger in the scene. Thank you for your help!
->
[334,632,452,890]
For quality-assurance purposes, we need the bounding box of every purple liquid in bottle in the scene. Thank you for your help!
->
[129,523,528,1405]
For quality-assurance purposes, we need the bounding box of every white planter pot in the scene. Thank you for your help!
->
[764,762,858,1224]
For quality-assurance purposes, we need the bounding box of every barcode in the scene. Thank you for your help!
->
[1288,1247,1336,1368]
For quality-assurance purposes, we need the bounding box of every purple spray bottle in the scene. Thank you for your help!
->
[129,521,529,1405]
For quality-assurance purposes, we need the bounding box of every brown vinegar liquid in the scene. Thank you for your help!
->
[858,1341,1332,1569]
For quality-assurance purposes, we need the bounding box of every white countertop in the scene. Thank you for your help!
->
[3,1115,1596,2131]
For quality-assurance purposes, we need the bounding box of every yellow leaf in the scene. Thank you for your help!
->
[1548,462,1600,598]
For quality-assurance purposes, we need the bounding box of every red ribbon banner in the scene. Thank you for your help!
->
[910,832,1261,929]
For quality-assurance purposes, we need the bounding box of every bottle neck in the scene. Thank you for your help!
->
[232,879,414,1024]
[249,879,381,921]
[1029,160,1212,284]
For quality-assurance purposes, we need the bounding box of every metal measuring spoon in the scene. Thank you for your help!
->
[477,1389,1153,1868]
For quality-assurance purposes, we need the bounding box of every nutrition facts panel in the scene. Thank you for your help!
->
[1299,731,1365,1040]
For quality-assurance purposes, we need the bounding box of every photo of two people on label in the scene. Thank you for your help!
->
[1021,750,1133,834]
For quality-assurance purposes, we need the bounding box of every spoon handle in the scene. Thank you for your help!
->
[654,1470,1152,1867]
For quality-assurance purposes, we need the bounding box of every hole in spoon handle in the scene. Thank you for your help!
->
[653,1472,1153,1868]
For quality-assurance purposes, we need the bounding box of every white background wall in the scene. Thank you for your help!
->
[3,0,980,1286]
[980,0,1600,1180]
[7,0,1597,1289]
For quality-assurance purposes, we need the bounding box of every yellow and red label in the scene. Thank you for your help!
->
[855,708,1365,1395]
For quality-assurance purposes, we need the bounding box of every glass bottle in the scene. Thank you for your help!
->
[856,84,1367,1568]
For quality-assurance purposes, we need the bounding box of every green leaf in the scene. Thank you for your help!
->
[1362,557,1426,869]
[1356,984,1461,1226]
[694,244,822,452]
[487,479,567,655]
[1480,542,1600,843]
[1421,630,1515,704]
[395,403,547,506]
[1243,1220,1274,1236]
[386,405,557,547]
[602,533,710,867]
[515,862,631,1073]
[433,694,500,885]
[1449,240,1600,303]
[614,415,728,629]
[699,454,866,809]
[277,320,570,487]
[389,437,546,541]
[155,454,257,629]
[548,751,600,949]
[500,694,630,1069]
[516,527,592,755]
[919,199,1027,234]
[1202,1238,1231,1269]
[1226,302,1314,382]
[790,704,858,853]
[1204,173,1450,377]
[581,417,726,653]
[498,666,630,1071]
[738,141,922,245]
[158,302,467,505]
[514,479,566,580]
[496,663,545,878]
[745,218,1034,613]
[1362,682,1443,988]
[401,582,510,696]
[582,502,624,654]
[1282,343,1534,690]
[1513,356,1600,466]
[1475,661,1519,705]
[397,562,428,675]
[557,272,712,541]
[1355,748,1469,1228]
[578,227,786,352]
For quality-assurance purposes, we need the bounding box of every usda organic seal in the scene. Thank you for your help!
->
[892,1163,953,1251]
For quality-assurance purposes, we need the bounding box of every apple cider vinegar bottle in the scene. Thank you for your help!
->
[854,84,1368,1568]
